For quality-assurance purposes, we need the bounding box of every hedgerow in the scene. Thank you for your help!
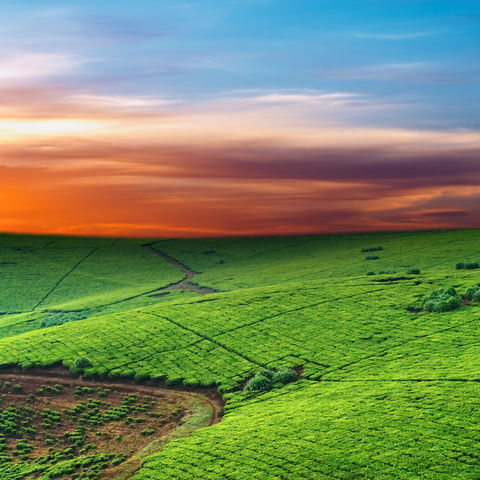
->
[361,246,383,252]
[406,268,421,275]
[456,261,479,270]
[40,312,87,329]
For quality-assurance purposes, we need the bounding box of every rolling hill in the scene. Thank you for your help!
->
[1,229,480,479]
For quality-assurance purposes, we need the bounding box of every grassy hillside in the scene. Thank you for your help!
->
[1,229,480,478]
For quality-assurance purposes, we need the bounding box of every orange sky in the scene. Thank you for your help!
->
[2,98,480,237]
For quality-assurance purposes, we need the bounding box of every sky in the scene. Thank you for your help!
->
[1,0,480,237]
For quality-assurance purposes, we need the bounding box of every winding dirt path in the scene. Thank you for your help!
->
[143,243,218,295]
[0,367,223,424]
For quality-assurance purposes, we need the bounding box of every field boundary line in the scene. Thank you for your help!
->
[213,287,386,337]
[32,247,101,311]
[144,311,265,368]
[317,316,480,379]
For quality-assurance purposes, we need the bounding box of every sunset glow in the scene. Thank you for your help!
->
[2,1,479,237]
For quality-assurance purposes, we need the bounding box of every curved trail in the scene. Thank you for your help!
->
[143,243,218,296]
[0,368,222,425]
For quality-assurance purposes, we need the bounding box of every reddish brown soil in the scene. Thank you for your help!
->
[0,367,223,478]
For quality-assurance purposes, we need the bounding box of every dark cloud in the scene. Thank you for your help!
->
[1,138,480,236]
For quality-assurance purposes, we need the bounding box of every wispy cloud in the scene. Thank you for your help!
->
[0,82,479,236]
[352,31,436,40]
[247,92,363,104]
[0,53,81,82]
[323,61,464,82]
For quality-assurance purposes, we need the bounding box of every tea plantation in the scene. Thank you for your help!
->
[1,229,480,478]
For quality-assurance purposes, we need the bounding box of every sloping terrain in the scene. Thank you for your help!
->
[1,229,480,478]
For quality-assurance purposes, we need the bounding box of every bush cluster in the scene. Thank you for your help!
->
[71,357,92,374]
[464,285,480,302]
[421,287,462,312]
[41,312,87,328]
[245,367,297,392]
[361,246,383,252]
[456,262,479,270]
[406,268,421,275]
[365,255,380,261]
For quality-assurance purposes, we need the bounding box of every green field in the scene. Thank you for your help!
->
[1,229,480,479]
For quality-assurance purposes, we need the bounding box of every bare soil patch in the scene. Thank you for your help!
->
[0,367,222,479]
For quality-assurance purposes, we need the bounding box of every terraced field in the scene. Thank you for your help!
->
[1,229,480,478]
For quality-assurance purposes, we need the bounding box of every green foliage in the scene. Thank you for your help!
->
[406,268,421,274]
[245,367,297,392]
[71,358,92,374]
[421,287,462,312]
[40,312,87,328]
[361,246,383,252]
[464,285,480,302]
[456,261,479,270]
[2,230,480,478]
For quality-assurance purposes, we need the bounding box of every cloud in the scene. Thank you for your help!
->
[352,32,435,40]
[325,62,434,81]
[0,81,479,237]
[1,130,480,236]
[0,53,81,83]
[246,92,364,104]
[324,62,478,84]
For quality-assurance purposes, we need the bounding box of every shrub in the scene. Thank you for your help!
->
[245,373,272,391]
[71,357,92,373]
[365,255,380,260]
[245,367,297,392]
[456,262,479,270]
[112,453,127,465]
[361,246,383,252]
[272,368,297,385]
[40,311,87,328]
[464,285,480,302]
[53,384,64,393]
[422,287,462,312]
[366,271,376,276]
[407,268,421,275]
[140,428,155,436]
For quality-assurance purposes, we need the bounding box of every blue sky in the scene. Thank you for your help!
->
[3,0,479,128]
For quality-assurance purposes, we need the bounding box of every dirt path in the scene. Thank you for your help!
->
[143,243,218,295]
[0,366,223,424]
